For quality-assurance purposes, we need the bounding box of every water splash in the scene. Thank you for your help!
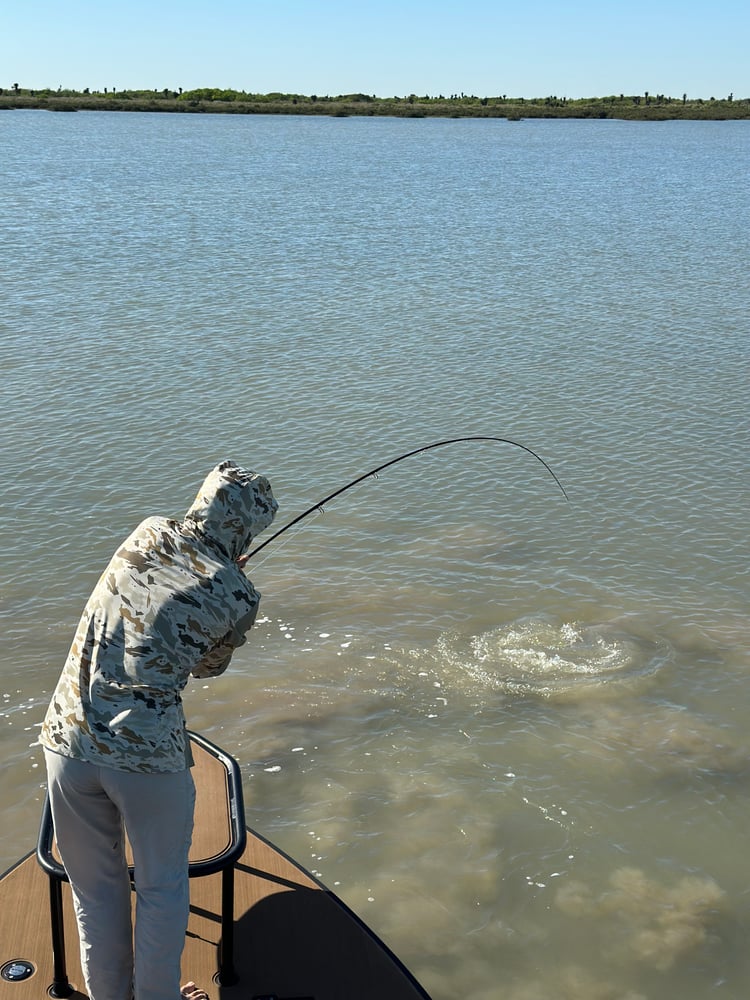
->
[434,617,668,700]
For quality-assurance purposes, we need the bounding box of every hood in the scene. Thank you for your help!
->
[183,460,278,560]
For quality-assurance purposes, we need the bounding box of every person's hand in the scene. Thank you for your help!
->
[181,983,209,1000]
[236,554,249,569]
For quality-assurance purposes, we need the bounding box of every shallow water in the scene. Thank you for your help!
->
[1,109,749,999]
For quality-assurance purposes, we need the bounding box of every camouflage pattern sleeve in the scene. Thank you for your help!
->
[190,606,260,678]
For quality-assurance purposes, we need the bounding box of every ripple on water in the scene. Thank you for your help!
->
[432,616,670,701]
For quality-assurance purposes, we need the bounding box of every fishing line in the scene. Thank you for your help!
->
[244,436,568,563]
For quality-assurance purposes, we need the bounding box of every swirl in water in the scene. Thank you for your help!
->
[436,617,668,699]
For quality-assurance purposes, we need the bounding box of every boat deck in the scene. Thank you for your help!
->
[0,736,430,1000]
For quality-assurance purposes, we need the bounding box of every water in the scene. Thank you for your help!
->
[2,108,749,999]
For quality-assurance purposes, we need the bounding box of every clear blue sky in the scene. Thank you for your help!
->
[3,0,747,100]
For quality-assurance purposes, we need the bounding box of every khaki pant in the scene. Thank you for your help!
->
[44,749,195,1000]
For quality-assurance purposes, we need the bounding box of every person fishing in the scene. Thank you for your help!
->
[40,460,278,1000]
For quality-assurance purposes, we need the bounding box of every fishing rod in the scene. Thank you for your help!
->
[243,436,568,563]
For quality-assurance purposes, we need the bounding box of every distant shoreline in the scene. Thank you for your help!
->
[2,88,749,121]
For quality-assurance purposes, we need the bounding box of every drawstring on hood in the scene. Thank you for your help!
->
[183,460,278,561]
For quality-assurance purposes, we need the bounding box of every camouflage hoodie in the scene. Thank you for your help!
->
[41,461,278,772]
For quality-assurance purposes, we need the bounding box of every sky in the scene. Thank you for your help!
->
[2,0,748,101]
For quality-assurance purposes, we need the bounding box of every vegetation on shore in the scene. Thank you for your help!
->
[2,85,749,120]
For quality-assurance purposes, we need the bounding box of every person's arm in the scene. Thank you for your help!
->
[190,606,259,678]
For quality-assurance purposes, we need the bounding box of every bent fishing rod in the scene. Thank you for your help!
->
[243,436,568,563]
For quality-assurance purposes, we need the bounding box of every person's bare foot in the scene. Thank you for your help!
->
[181,982,209,1000]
